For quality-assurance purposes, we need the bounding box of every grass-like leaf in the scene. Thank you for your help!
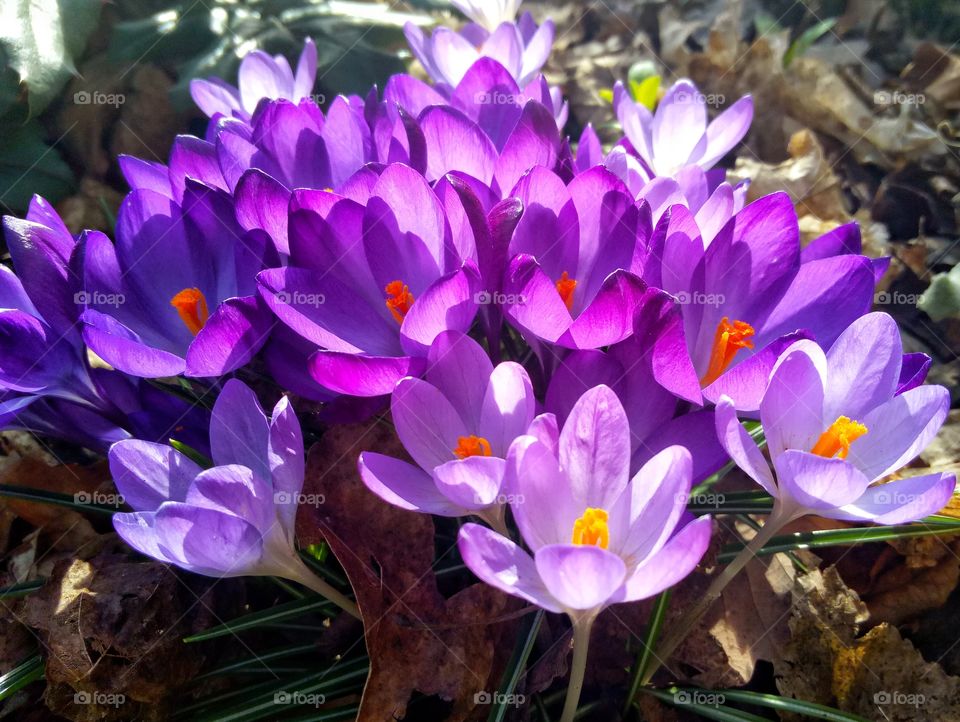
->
[623,590,671,714]
[709,689,869,720]
[642,688,770,721]
[0,483,117,515]
[183,596,338,643]
[0,578,45,599]
[487,609,543,722]
[0,654,44,702]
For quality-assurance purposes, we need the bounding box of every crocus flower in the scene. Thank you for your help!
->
[459,386,711,721]
[256,163,482,397]
[358,331,535,532]
[613,79,753,178]
[111,379,358,616]
[404,7,554,89]
[716,312,956,526]
[643,192,879,410]
[79,179,274,378]
[190,39,318,120]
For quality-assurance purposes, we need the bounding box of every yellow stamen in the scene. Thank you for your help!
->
[556,271,577,312]
[453,435,493,459]
[571,507,609,549]
[385,280,415,324]
[811,416,868,460]
[700,317,755,387]
[170,288,210,336]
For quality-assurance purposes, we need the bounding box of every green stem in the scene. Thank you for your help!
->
[295,572,361,620]
[622,589,671,715]
[639,508,793,687]
[559,615,595,722]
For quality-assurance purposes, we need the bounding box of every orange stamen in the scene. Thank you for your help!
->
[811,416,868,460]
[170,288,210,336]
[385,280,415,324]
[556,271,577,312]
[699,317,755,387]
[454,435,493,459]
[572,508,610,549]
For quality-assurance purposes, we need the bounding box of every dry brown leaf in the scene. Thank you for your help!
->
[297,423,515,721]
[903,43,960,110]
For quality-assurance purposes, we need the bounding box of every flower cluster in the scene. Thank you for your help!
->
[1,1,954,718]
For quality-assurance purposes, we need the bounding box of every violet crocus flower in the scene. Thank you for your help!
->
[111,379,358,617]
[459,386,711,722]
[643,192,879,411]
[404,6,554,89]
[256,163,482,397]
[613,79,753,178]
[358,331,535,532]
[79,179,275,378]
[716,312,956,527]
[190,39,318,120]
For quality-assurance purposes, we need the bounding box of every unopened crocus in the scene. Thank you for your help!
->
[613,79,753,178]
[358,331,535,532]
[459,385,711,722]
[717,312,955,528]
[111,379,358,617]
[191,38,317,120]
[257,163,482,397]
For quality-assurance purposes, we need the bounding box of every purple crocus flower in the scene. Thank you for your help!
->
[716,313,956,526]
[613,79,753,178]
[190,39,318,120]
[111,379,358,616]
[459,385,711,720]
[404,5,554,89]
[79,179,274,378]
[256,163,482,397]
[358,331,535,532]
[644,192,879,410]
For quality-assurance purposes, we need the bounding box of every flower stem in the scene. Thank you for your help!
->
[637,508,792,687]
[296,572,361,620]
[559,615,595,722]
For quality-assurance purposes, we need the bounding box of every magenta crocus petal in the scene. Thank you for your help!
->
[391,376,466,470]
[190,78,242,118]
[113,512,171,564]
[432,27,482,85]
[615,515,712,603]
[293,38,317,99]
[502,255,572,343]
[695,183,735,243]
[526,413,559,455]
[479,362,535,455]
[239,51,294,114]
[535,544,626,611]
[81,312,186,378]
[399,265,480,357]
[433,456,507,509]
[480,23,523,78]
[152,502,264,576]
[544,350,620,426]
[822,473,956,526]
[897,353,931,395]
[613,82,654,163]
[519,20,554,83]
[612,446,692,561]
[773,450,871,512]
[383,74,447,118]
[824,313,902,423]
[420,106,497,184]
[185,464,274,535]
[699,95,754,168]
[715,396,776,495]
[358,452,466,516]
[632,410,729,484]
[109,439,202,511]
[760,340,827,459]
[651,80,708,173]
[269,395,304,536]
[309,351,425,397]
[458,523,561,613]
[185,296,272,377]
[424,330,492,428]
[234,170,290,255]
[209,378,270,476]
[508,436,578,549]
[559,271,649,349]
[559,385,631,509]
[849,385,950,481]
[800,222,861,262]
[494,101,560,194]
[575,124,602,172]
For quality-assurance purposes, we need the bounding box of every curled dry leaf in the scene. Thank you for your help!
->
[297,423,515,721]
